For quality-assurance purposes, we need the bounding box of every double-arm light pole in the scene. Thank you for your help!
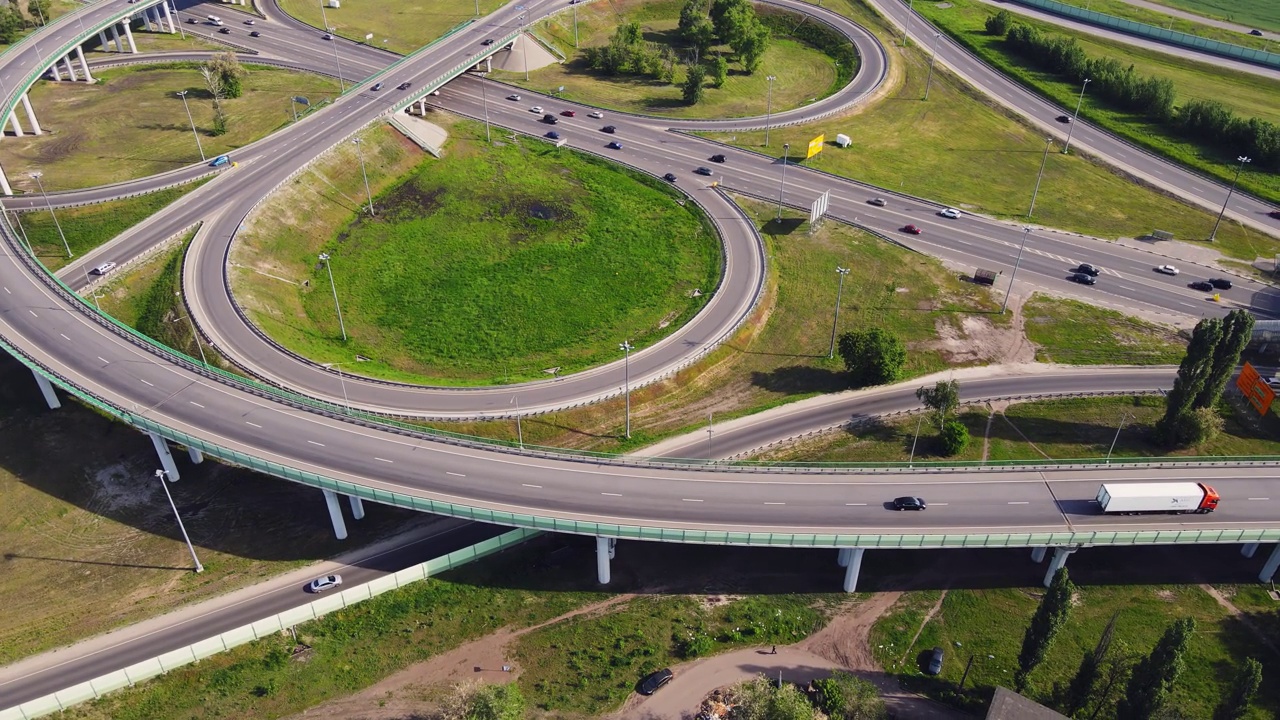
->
[1062,78,1090,154]
[317,252,348,341]
[30,171,71,258]
[619,340,633,439]
[176,90,205,162]
[1209,155,1250,241]
[352,138,374,216]
[923,32,941,100]
[1001,227,1033,314]
[829,266,850,358]
[1027,137,1053,218]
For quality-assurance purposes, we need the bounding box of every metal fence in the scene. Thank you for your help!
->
[0,527,540,720]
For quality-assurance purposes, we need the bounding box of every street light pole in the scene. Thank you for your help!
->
[172,292,208,365]
[923,32,941,100]
[1001,227,1032,315]
[352,138,374,216]
[619,340,633,439]
[1106,412,1131,462]
[30,172,71,258]
[904,0,915,46]
[573,0,579,47]
[176,90,205,162]
[171,0,185,40]
[319,0,330,35]
[327,25,346,92]
[706,411,714,459]
[764,75,776,146]
[775,143,790,220]
[481,81,491,142]
[829,266,849,358]
[323,362,350,412]
[908,414,923,467]
[155,469,203,573]
[1062,78,1090,154]
[1027,137,1053,218]
[1209,155,1250,241]
[511,396,523,449]
[317,252,347,341]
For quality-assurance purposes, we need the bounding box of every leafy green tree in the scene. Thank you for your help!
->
[1213,657,1262,720]
[731,676,816,720]
[939,419,969,456]
[724,5,769,73]
[1156,318,1222,447]
[709,0,750,39]
[986,9,1013,35]
[467,683,524,720]
[682,63,706,104]
[206,52,247,99]
[1195,309,1254,410]
[26,0,50,25]
[837,328,906,387]
[916,379,959,431]
[1116,617,1196,720]
[712,53,729,88]
[1014,567,1075,691]
[814,671,887,719]
[678,0,707,38]
[1062,612,1119,716]
[689,17,717,55]
[0,6,26,43]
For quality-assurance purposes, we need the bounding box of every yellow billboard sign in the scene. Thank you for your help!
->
[806,134,825,159]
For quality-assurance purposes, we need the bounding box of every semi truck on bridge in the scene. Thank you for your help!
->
[1096,482,1220,514]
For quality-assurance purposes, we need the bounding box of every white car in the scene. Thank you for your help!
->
[91,262,117,275]
[308,574,342,593]
[588,110,604,118]
[529,105,543,113]
[1155,264,1180,275]
[507,94,521,101]
[939,207,961,219]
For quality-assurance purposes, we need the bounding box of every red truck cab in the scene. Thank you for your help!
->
[1199,484,1219,512]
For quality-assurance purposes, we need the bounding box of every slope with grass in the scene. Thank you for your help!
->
[1045,0,1274,50]
[275,0,505,54]
[1143,0,1280,33]
[1022,294,1187,364]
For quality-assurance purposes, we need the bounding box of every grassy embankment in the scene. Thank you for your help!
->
[1049,0,1275,50]
[275,0,504,54]
[1140,0,1280,34]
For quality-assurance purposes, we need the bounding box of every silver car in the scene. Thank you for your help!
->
[308,574,343,593]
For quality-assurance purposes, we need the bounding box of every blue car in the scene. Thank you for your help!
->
[607,141,622,150]
[210,155,230,167]
[546,131,560,139]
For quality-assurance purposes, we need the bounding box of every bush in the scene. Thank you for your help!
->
[985,10,1013,36]
[837,328,906,387]
[939,419,970,456]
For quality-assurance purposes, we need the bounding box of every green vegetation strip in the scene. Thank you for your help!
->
[1047,0,1275,48]
[275,0,504,54]
[1138,0,1280,34]
[1022,293,1187,364]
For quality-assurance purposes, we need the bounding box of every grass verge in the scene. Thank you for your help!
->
[1139,0,1280,34]
[1048,0,1275,50]
[274,0,505,54]
[0,63,339,191]
[14,180,207,272]
[1022,293,1188,364]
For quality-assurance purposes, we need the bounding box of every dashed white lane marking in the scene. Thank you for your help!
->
[245,421,262,428]
[375,457,394,463]
[846,503,867,506]
[682,498,704,502]
[447,471,466,477]
[932,503,950,506]
[601,492,622,497]
[1249,497,1270,501]
[97,356,108,363]
[28,310,36,317]
[1008,501,1029,505]
[140,379,154,387]
[308,440,325,447]
[3,287,8,294]
[522,483,542,489]
[59,333,70,341]
[189,401,204,408]
[764,501,786,505]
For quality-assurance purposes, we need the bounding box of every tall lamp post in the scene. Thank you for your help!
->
[511,396,523,449]
[481,81,491,142]
[764,75,776,146]
[326,25,346,92]
[171,292,208,365]
[923,32,941,100]
[1001,227,1033,315]
[322,362,351,412]
[619,340,633,439]
[176,90,205,162]
[1209,155,1250,241]
[1027,137,1053,218]
[352,138,374,216]
[155,469,204,573]
[317,252,347,341]
[1106,412,1132,462]
[30,171,71,258]
[828,266,849,358]
[904,0,915,46]
[1062,78,1089,154]
[775,142,790,220]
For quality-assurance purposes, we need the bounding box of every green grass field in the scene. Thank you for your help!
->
[235,119,719,385]
[15,181,206,271]
[913,0,1280,204]
[1048,0,1274,50]
[1143,0,1280,33]
[509,0,840,119]
[275,0,504,54]
[0,64,339,191]
[1023,294,1188,364]
[871,584,1278,718]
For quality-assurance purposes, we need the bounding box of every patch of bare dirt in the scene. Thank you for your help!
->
[798,593,900,671]
[699,594,742,611]
[919,295,1034,366]
[1155,589,1176,602]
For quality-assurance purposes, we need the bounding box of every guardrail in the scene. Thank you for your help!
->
[0,527,540,720]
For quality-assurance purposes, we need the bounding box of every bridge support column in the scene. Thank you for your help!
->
[1242,543,1260,559]
[1259,544,1280,583]
[7,111,22,137]
[48,61,61,81]
[161,3,176,33]
[142,8,155,31]
[348,494,365,520]
[596,536,613,584]
[842,548,865,593]
[837,548,851,567]
[31,369,60,409]
[1030,546,1047,563]
[62,55,77,82]
[75,47,93,83]
[322,489,348,540]
[1043,547,1076,587]
[122,21,137,53]
[0,165,12,195]
[149,431,181,482]
[186,446,204,464]
[110,24,124,53]
[97,30,109,50]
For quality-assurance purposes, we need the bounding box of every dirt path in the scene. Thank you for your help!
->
[1201,584,1280,655]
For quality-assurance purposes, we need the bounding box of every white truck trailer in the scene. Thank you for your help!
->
[1095,482,1219,515]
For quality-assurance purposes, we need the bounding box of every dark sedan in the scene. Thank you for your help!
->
[1189,280,1214,291]
[1072,272,1097,285]
[892,496,926,511]
[639,668,673,695]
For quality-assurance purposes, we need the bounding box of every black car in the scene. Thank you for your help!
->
[1189,280,1214,292]
[1075,263,1100,276]
[695,166,712,176]
[249,30,260,37]
[397,81,411,90]
[1251,29,1264,36]
[481,38,495,45]
[639,668,673,695]
[1209,278,1233,290]
[602,125,617,134]
[710,154,726,163]
[663,173,677,182]
[543,114,558,124]
[546,131,560,139]
[892,496,926,511]
[1072,272,1097,285]
[371,82,384,91]
[606,140,622,150]
[925,647,944,675]
[218,26,230,33]
[1056,114,1071,123]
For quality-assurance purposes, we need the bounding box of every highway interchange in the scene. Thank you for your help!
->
[1,0,1280,710]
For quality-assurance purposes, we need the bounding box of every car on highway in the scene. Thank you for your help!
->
[371,82,384,91]
[1271,210,1280,219]
[638,668,673,695]
[939,207,961,219]
[606,140,623,150]
[397,81,411,90]
[244,18,255,24]
[1209,278,1233,290]
[1189,280,1214,292]
[543,114,558,124]
[663,173,677,182]
[322,32,333,40]
[186,17,198,23]
[546,131,560,139]
[1072,272,1097,285]
[249,30,261,37]
[218,26,231,33]
[695,166,712,176]
[1075,263,1100,276]
[529,105,543,113]
[901,224,922,234]
[482,38,495,45]
[1155,264,1179,275]
[560,110,576,117]
[892,496,926,510]
[602,125,617,134]
[91,261,117,275]
[1056,114,1071,123]
[710,154,726,163]
[868,197,887,206]
[210,154,231,167]
[307,574,342,593]
[508,94,521,101]
[589,110,604,118]
[925,647,944,675]
[1251,29,1264,36]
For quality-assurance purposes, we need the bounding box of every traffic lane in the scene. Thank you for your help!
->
[0,521,505,708]
[1049,477,1280,525]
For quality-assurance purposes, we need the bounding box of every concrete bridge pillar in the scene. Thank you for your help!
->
[0,165,12,195]
[143,7,156,31]
[97,30,109,50]
[836,548,851,567]
[148,431,181,482]
[596,536,614,584]
[62,55,77,82]
[31,369,60,409]
[1043,547,1076,587]
[348,494,365,520]
[1030,546,1047,563]
[161,3,176,33]
[1242,543,1260,559]
[122,21,138,53]
[75,47,93,83]
[7,111,22,137]
[20,95,40,136]
[110,24,124,53]
[322,489,348,540]
[842,549,865,592]
[1258,544,1280,583]
[48,61,61,81]
[186,446,204,464]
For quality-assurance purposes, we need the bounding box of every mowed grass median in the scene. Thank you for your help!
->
[275,0,504,53]
[234,118,720,385]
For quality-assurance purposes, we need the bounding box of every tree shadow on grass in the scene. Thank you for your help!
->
[750,365,847,394]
